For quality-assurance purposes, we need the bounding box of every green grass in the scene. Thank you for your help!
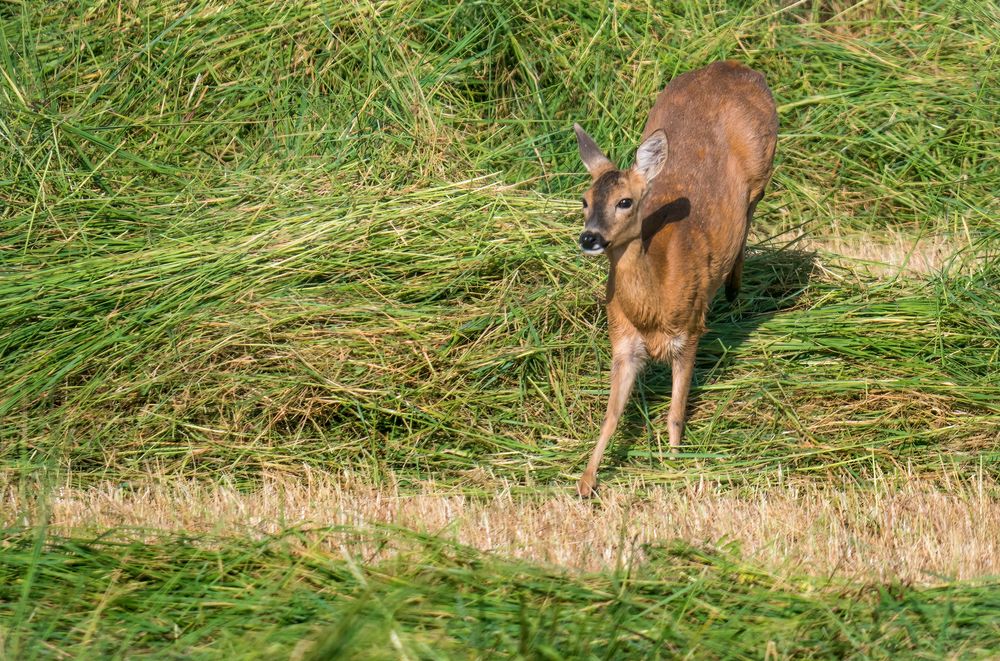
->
[3,525,999,659]
[2,0,999,657]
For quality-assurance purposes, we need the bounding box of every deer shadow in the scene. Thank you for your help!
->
[604,242,817,469]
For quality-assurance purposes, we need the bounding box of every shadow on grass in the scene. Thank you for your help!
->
[604,243,817,470]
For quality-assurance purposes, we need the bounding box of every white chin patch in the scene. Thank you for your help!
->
[581,246,606,256]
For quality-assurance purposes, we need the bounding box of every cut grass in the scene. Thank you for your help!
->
[2,188,996,487]
[2,1,997,490]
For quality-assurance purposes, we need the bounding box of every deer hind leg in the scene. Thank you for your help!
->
[577,333,646,497]
[725,192,763,303]
[667,335,698,450]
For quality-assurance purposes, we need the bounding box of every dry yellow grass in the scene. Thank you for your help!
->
[5,469,997,584]
[784,228,974,275]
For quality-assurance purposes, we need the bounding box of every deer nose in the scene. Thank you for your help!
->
[579,231,607,253]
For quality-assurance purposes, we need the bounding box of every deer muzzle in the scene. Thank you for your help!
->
[579,231,608,255]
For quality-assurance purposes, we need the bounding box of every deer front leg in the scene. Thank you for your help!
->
[577,334,646,497]
[667,335,698,450]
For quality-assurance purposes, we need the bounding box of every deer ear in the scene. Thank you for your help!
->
[574,123,614,177]
[634,129,668,184]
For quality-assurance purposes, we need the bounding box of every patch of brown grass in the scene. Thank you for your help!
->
[783,228,973,275]
[5,469,997,584]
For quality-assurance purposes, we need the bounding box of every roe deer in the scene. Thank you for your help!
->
[573,60,777,497]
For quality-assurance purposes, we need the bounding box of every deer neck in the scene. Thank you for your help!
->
[606,238,659,326]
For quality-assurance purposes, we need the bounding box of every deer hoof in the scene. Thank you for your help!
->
[577,471,598,498]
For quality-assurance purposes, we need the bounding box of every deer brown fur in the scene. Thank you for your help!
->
[574,61,778,497]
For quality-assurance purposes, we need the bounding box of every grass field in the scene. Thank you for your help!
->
[2,0,999,657]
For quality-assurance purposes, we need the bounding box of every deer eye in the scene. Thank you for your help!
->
[582,198,588,209]
[616,198,633,210]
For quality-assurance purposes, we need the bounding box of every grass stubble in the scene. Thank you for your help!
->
[1,0,999,658]
[5,467,1000,582]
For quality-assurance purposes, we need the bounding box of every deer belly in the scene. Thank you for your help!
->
[643,332,690,363]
